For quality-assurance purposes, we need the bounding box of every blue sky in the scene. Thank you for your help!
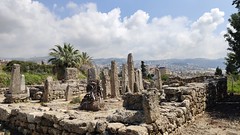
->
[0,0,238,59]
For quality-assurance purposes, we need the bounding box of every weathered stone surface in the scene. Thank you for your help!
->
[102,69,111,99]
[110,61,120,98]
[107,109,144,124]
[124,125,148,135]
[10,64,21,94]
[123,92,143,110]
[121,64,129,94]
[127,53,135,93]
[59,118,89,134]
[87,68,98,83]
[0,105,11,121]
[107,123,125,134]
[80,80,104,111]
[65,68,78,80]
[155,68,162,91]
[95,120,108,133]
[142,90,161,124]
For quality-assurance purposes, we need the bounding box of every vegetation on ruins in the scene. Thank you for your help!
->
[214,67,223,76]
[224,0,240,74]
[227,74,240,93]
[48,43,82,79]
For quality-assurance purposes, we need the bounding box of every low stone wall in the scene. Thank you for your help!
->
[0,88,8,95]
[42,79,87,102]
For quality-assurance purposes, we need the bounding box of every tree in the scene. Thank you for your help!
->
[48,43,81,79]
[215,67,223,76]
[80,52,93,66]
[141,61,147,79]
[233,0,240,11]
[224,0,240,74]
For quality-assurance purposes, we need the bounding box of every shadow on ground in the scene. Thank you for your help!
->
[206,94,240,121]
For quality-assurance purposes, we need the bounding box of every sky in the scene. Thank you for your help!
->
[0,0,238,60]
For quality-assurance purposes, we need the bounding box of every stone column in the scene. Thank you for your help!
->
[102,69,111,99]
[110,61,120,98]
[134,70,140,92]
[20,74,26,91]
[9,64,21,95]
[127,53,135,93]
[121,64,129,94]
[42,76,53,102]
[155,68,162,91]
[138,69,144,91]
[87,68,97,83]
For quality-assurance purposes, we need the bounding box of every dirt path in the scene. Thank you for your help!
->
[178,95,240,135]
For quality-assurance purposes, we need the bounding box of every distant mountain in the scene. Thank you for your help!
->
[93,58,226,69]
[0,56,226,69]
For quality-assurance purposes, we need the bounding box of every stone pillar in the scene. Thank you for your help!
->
[121,64,129,94]
[20,74,26,91]
[110,61,120,98]
[65,85,73,101]
[87,68,97,83]
[102,69,111,99]
[134,70,140,92]
[127,53,135,93]
[42,76,53,102]
[137,69,144,91]
[155,68,162,91]
[65,68,78,80]
[9,64,21,95]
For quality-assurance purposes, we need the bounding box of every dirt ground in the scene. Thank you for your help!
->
[178,95,240,135]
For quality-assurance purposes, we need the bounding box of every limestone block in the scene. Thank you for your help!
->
[107,123,125,134]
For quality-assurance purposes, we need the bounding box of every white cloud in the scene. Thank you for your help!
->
[0,0,228,60]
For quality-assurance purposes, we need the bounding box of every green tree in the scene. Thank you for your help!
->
[80,52,93,66]
[224,1,240,74]
[233,0,240,10]
[141,61,147,79]
[48,43,81,79]
[215,67,223,76]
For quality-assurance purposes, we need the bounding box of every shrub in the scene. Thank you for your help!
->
[24,73,49,85]
[70,96,82,104]
[0,72,10,88]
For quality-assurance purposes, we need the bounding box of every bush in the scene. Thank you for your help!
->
[70,96,82,104]
[3,60,53,74]
[24,73,49,85]
[228,74,240,93]
[0,72,10,88]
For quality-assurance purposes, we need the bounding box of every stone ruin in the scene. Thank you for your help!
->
[79,80,104,111]
[4,64,29,103]
[0,54,230,135]
[42,68,87,102]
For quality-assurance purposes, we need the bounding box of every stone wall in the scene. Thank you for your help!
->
[0,88,7,94]
[42,79,87,102]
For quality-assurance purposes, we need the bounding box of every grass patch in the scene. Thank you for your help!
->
[70,96,82,104]
[0,72,10,88]
[227,75,240,93]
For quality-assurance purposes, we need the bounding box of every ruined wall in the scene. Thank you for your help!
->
[0,77,228,135]
[42,79,87,102]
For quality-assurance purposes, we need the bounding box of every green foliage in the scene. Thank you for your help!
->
[0,72,10,87]
[48,43,82,80]
[227,74,240,93]
[215,67,223,76]
[80,52,93,66]
[224,1,240,74]
[141,61,147,79]
[161,74,169,81]
[24,73,49,85]
[78,72,87,80]
[70,96,82,104]
[3,60,53,74]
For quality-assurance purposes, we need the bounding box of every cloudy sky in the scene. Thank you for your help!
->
[0,0,237,60]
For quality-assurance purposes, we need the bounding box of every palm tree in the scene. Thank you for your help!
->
[80,52,93,66]
[48,43,81,79]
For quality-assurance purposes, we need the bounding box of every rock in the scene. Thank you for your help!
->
[0,105,11,121]
[59,118,89,134]
[107,109,144,124]
[96,120,108,133]
[123,126,148,135]
[107,123,125,134]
